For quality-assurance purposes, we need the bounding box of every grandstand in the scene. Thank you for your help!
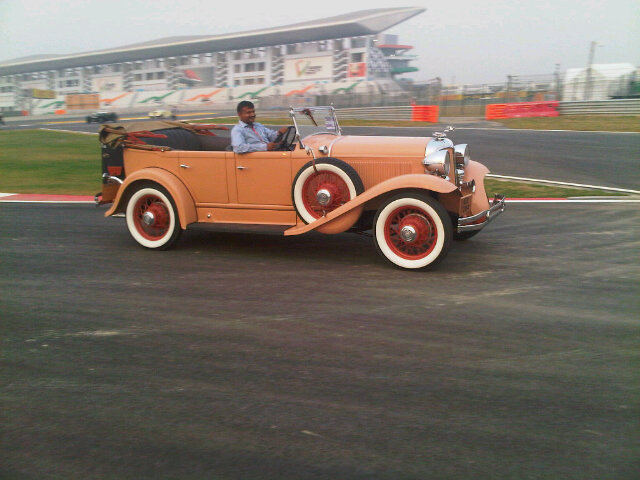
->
[0,7,424,113]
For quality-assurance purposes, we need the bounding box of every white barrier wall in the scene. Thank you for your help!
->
[181,87,230,105]
[31,96,67,115]
[133,90,183,107]
[18,80,403,114]
[99,91,134,108]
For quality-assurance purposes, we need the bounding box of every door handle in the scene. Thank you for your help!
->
[179,164,191,169]
[237,166,247,170]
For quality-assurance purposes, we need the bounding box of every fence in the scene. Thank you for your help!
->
[558,98,640,115]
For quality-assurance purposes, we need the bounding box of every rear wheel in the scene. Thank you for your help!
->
[373,193,452,269]
[125,184,181,249]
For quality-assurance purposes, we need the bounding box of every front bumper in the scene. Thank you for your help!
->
[457,194,506,232]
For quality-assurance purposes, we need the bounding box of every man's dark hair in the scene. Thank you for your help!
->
[237,100,255,113]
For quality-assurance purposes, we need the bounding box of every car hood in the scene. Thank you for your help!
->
[303,134,430,158]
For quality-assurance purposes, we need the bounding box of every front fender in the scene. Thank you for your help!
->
[285,174,457,235]
[104,168,197,229]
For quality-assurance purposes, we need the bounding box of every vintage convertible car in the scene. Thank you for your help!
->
[97,107,505,269]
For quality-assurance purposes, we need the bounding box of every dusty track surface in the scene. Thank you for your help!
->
[1,203,638,479]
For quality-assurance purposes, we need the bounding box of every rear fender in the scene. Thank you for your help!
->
[104,168,197,229]
[285,174,457,235]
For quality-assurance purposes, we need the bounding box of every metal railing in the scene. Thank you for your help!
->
[558,98,640,115]
[331,106,413,120]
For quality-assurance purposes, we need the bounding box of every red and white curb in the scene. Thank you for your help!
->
[505,198,640,203]
[0,193,95,203]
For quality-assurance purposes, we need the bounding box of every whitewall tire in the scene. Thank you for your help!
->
[373,193,452,269]
[125,185,181,249]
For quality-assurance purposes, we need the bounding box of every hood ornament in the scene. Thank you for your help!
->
[433,125,454,139]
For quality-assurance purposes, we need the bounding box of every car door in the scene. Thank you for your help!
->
[176,151,229,203]
[234,151,292,206]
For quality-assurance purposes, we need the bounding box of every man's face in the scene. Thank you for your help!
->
[238,106,256,125]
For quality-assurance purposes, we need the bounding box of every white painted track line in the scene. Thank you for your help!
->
[39,128,98,135]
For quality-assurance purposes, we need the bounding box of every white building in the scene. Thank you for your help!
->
[0,8,424,112]
[562,63,636,101]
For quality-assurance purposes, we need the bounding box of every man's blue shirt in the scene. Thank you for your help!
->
[231,120,278,153]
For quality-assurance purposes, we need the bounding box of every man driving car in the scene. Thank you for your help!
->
[231,100,288,153]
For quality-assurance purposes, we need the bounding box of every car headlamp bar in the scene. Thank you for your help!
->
[454,144,470,167]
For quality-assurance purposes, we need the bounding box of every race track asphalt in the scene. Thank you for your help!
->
[1,203,638,479]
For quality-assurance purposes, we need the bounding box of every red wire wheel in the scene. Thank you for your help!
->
[373,193,452,270]
[125,185,181,249]
[132,194,170,241]
[383,206,438,260]
[301,171,351,219]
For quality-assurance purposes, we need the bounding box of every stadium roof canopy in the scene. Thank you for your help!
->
[0,7,425,76]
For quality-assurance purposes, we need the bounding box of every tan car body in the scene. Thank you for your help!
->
[104,133,491,235]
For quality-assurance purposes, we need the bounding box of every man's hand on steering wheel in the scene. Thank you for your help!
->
[266,141,280,151]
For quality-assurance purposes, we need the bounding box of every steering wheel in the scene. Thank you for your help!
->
[273,126,296,151]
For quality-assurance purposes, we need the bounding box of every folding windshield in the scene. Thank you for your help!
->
[290,106,341,144]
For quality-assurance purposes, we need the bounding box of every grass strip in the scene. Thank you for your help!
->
[484,178,625,198]
[496,115,640,132]
[0,129,101,195]
[0,129,627,197]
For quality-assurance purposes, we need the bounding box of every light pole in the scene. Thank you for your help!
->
[584,41,601,100]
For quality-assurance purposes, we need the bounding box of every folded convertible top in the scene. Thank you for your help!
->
[98,120,228,149]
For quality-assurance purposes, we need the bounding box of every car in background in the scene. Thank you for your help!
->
[86,111,118,123]
[148,109,176,120]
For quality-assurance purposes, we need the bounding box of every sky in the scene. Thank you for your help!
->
[1,0,638,84]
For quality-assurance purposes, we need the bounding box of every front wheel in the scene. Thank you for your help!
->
[125,185,182,249]
[373,193,452,270]
[292,158,364,224]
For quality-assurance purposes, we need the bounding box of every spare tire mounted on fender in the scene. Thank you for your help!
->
[292,157,364,224]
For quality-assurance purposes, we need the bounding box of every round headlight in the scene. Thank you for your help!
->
[423,149,450,175]
[454,144,470,167]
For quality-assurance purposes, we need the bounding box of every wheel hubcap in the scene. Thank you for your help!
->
[142,211,155,226]
[399,225,417,243]
[316,188,332,206]
[133,194,170,241]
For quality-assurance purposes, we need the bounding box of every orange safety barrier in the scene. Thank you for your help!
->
[411,105,439,122]
[486,101,559,120]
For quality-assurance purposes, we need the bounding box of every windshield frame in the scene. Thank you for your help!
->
[289,106,342,147]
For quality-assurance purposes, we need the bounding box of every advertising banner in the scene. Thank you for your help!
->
[92,76,123,93]
[348,63,367,78]
[177,66,214,85]
[31,89,56,99]
[284,56,333,82]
